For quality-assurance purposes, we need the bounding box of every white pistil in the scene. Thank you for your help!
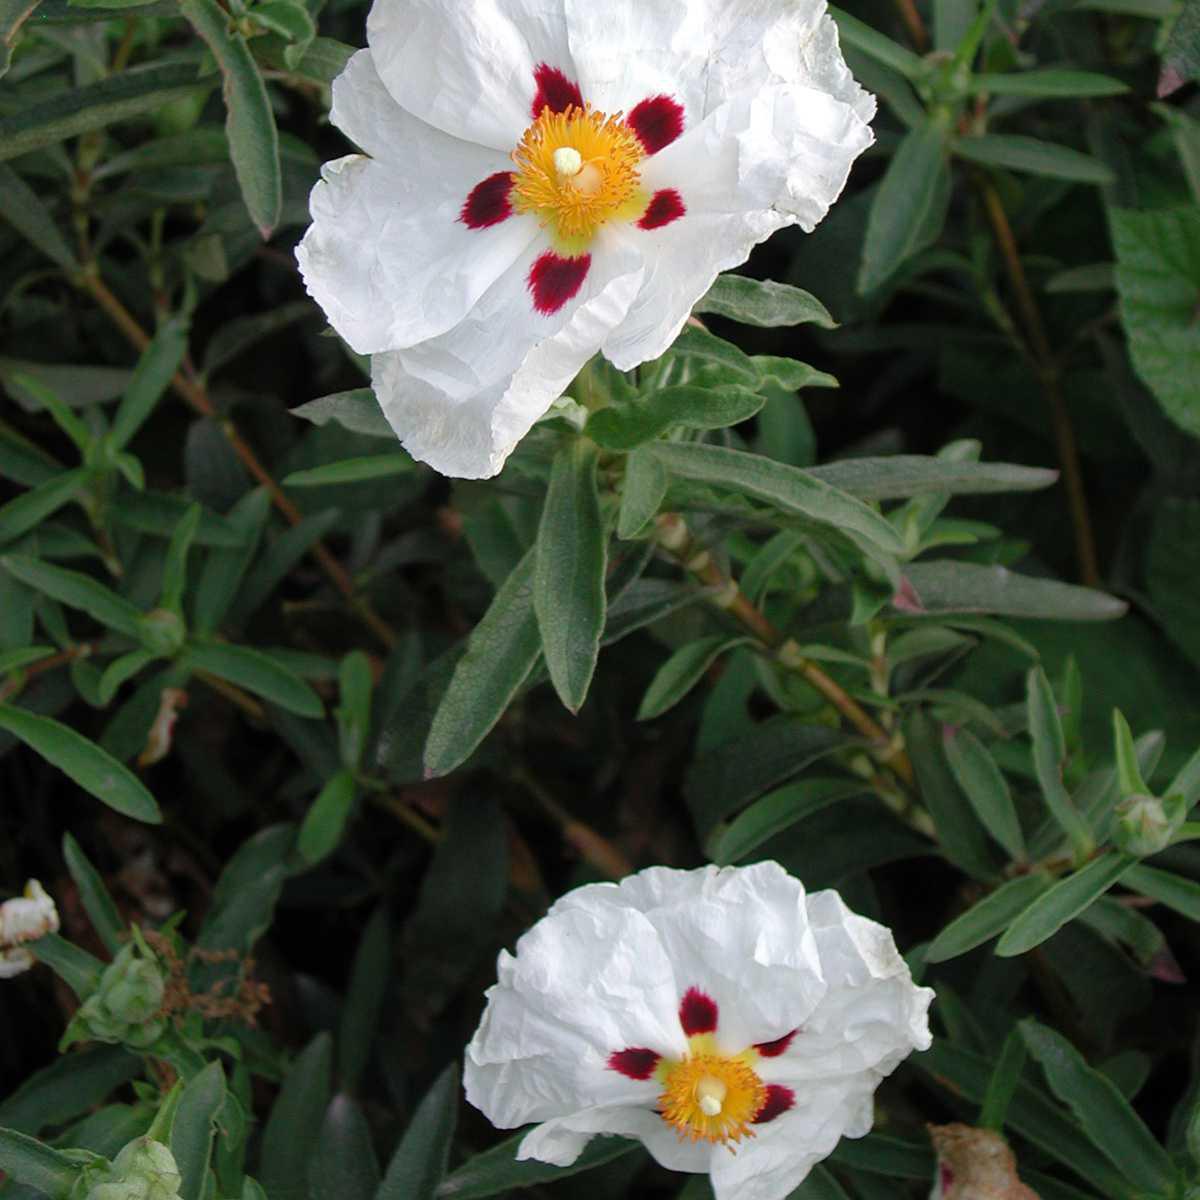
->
[697,1076,727,1117]
[553,147,583,178]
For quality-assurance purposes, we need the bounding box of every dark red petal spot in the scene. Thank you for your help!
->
[528,252,591,316]
[627,95,685,155]
[755,1029,798,1058]
[939,1164,955,1196]
[679,987,718,1036]
[532,63,584,117]
[753,1084,796,1125]
[607,1047,661,1079]
[460,172,515,229]
[637,188,686,231]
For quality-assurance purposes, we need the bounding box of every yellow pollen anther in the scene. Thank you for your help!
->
[658,1051,766,1147]
[512,104,647,253]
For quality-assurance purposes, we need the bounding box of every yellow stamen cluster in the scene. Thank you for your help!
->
[512,105,646,252]
[658,1050,766,1146]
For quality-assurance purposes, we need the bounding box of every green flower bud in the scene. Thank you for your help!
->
[112,1139,182,1200]
[136,609,186,657]
[76,994,129,1044]
[102,959,165,1023]
[122,1018,167,1050]
[1113,794,1172,857]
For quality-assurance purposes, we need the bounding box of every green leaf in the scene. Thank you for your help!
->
[62,833,123,954]
[250,0,313,46]
[197,825,294,957]
[1110,206,1200,440]
[0,469,86,546]
[160,504,201,614]
[192,487,271,635]
[996,853,1136,956]
[829,5,923,76]
[979,1028,1027,1130]
[954,134,1115,182]
[944,727,1025,860]
[649,442,905,555]
[183,640,323,718]
[310,1096,379,1200]
[0,554,143,638]
[970,68,1129,96]
[0,705,161,822]
[298,770,356,865]
[335,651,373,768]
[436,1133,638,1199]
[109,320,188,451]
[0,1045,137,1135]
[896,562,1127,621]
[0,1128,82,1199]
[290,390,394,439]
[638,636,748,721]
[534,442,607,713]
[587,386,763,450]
[179,0,282,237]
[708,777,866,865]
[0,63,214,163]
[259,1035,332,1200]
[859,119,950,293]
[925,873,1052,961]
[0,0,40,78]
[425,549,540,777]
[27,932,105,997]
[1020,1020,1176,1195]
[830,1134,934,1178]
[202,300,314,375]
[687,717,847,836]
[111,490,243,546]
[171,1063,226,1200]
[282,454,414,487]
[1124,862,1200,921]
[337,906,389,1092]
[809,454,1057,500]
[1026,666,1093,857]
[909,710,998,881]
[693,275,837,329]
[1111,709,1149,797]
[617,447,667,539]
[10,373,90,456]
[0,645,54,673]
[0,164,78,271]
[377,1062,459,1200]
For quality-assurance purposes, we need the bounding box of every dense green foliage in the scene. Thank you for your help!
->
[1,0,1199,1196]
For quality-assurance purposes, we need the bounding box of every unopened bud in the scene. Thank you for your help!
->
[1114,794,1172,857]
[85,1139,181,1200]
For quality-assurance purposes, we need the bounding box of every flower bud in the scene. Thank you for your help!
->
[136,609,186,657]
[84,1139,181,1200]
[102,958,166,1024]
[1114,794,1173,857]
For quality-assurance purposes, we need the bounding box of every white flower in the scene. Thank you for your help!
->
[297,0,876,479]
[464,863,933,1200]
[0,879,60,979]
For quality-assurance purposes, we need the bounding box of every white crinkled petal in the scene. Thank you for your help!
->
[599,81,873,371]
[367,0,574,151]
[563,2,873,127]
[518,1105,712,1173]
[295,50,536,357]
[552,864,827,1052]
[371,235,644,478]
[464,899,687,1130]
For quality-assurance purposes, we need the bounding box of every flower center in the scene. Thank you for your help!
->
[658,1050,766,1146]
[512,105,646,253]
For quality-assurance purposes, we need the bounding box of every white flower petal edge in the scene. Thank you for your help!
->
[0,880,60,979]
[463,864,933,1200]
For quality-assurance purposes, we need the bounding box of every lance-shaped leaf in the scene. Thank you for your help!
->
[995,853,1136,956]
[183,641,323,718]
[0,554,143,638]
[377,1062,459,1200]
[925,873,1052,961]
[0,63,214,162]
[954,134,1114,183]
[534,442,607,713]
[944,726,1025,860]
[808,455,1057,500]
[179,0,282,237]
[587,385,764,450]
[1020,1020,1176,1196]
[649,442,905,555]
[109,320,188,451]
[290,390,394,439]
[694,275,837,329]
[0,705,161,823]
[970,68,1129,96]
[0,164,78,271]
[0,470,87,546]
[62,833,123,954]
[617,447,667,539]
[1027,666,1093,857]
[0,1128,82,1199]
[424,549,540,777]
[638,636,750,721]
[859,117,950,293]
[171,1063,226,1200]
